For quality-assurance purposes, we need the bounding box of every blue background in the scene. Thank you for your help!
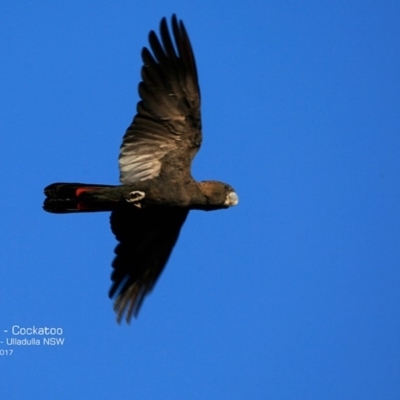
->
[1,1,399,399]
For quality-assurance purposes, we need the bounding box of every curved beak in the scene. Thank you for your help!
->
[225,191,239,207]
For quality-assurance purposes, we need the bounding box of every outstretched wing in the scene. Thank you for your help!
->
[109,205,188,323]
[119,15,201,184]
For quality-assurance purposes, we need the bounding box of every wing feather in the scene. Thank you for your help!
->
[109,205,188,322]
[119,15,201,184]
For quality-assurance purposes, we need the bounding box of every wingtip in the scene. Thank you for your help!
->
[113,282,147,324]
[171,14,178,25]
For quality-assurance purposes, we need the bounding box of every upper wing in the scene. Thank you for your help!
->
[109,204,188,323]
[119,15,202,184]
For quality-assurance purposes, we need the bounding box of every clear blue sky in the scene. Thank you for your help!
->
[1,1,399,399]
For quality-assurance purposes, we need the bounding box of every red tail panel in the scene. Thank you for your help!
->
[43,182,117,214]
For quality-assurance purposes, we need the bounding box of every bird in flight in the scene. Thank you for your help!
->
[43,15,238,323]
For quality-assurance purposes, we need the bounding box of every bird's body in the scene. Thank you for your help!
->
[43,15,238,322]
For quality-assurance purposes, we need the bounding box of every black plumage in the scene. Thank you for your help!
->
[43,15,238,323]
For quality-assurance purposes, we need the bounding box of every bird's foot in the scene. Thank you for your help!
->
[126,191,145,208]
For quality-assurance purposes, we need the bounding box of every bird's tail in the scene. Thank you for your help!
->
[43,182,119,213]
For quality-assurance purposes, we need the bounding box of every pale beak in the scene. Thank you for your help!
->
[225,191,239,207]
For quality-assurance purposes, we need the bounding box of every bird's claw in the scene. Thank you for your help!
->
[126,191,145,208]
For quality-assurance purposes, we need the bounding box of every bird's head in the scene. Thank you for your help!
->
[198,180,239,210]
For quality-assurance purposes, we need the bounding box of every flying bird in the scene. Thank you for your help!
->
[43,15,238,323]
